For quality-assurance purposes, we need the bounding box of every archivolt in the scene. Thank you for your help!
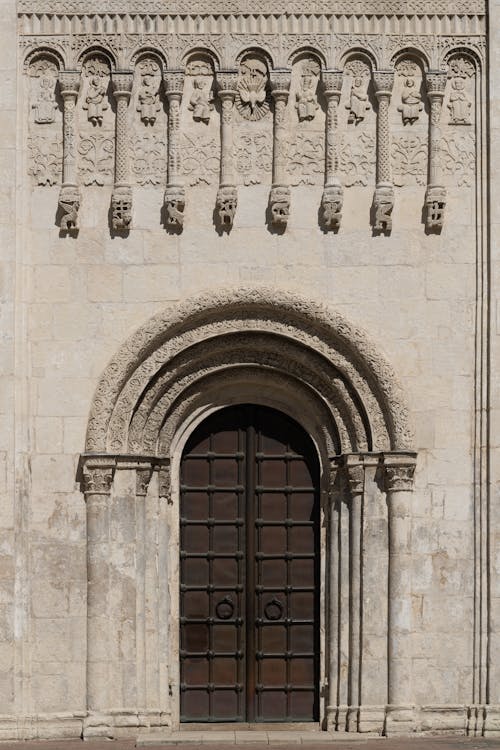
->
[84,287,414,456]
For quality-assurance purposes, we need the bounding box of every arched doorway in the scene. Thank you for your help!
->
[179,405,320,723]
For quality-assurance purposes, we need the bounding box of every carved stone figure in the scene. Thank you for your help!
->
[448,77,472,124]
[296,62,319,122]
[269,184,290,226]
[84,75,108,126]
[236,56,269,121]
[137,73,160,125]
[347,77,370,125]
[216,185,238,228]
[425,184,446,229]
[58,186,80,231]
[373,182,394,232]
[164,185,185,227]
[33,76,57,124]
[189,76,214,123]
[321,183,343,229]
[111,187,132,230]
[398,77,423,124]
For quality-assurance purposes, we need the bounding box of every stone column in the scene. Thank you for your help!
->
[269,69,291,228]
[326,458,340,731]
[135,464,154,712]
[215,70,239,229]
[383,452,417,735]
[424,70,447,231]
[320,70,343,230]
[82,457,115,739]
[58,70,81,231]
[345,455,364,732]
[373,70,395,232]
[157,461,172,722]
[111,71,134,231]
[163,70,185,229]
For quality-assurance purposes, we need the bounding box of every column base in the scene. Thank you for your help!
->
[484,704,500,736]
[384,704,417,736]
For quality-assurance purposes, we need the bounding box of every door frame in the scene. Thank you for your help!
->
[168,401,329,730]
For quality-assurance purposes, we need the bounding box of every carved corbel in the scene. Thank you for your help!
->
[215,70,239,229]
[424,71,447,231]
[136,465,154,497]
[163,70,185,229]
[269,69,291,228]
[158,460,172,504]
[58,71,81,232]
[111,71,134,231]
[372,70,395,233]
[320,70,343,230]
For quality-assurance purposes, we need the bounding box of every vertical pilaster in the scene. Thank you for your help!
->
[373,70,395,232]
[111,71,134,231]
[82,457,115,739]
[163,70,185,229]
[215,70,238,229]
[58,71,81,231]
[424,70,447,231]
[135,465,153,713]
[383,452,417,735]
[320,70,343,230]
[269,69,291,228]
[157,461,172,723]
[326,458,340,731]
[345,455,364,732]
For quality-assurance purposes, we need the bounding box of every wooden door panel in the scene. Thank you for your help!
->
[180,405,319,723]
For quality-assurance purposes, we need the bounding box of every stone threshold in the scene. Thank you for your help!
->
[137,730,384,745]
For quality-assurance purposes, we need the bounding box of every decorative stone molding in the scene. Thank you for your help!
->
[269,69,291,227]
[58,70,81,231]
[372,70,394,232]
[424,69,447,230]
[135,465,153,497]
[82,457,115,495]
[321,70,343,230]
[215,70,239,230]
[163,70,185,229]
[158,461,172,503]
[383,453,417,492]
[111,71,134,231]
[345,459,365,497]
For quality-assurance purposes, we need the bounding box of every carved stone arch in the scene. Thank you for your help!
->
[23,46,65,73]
[235,45,274,71]
[182,47,220,72]
[287,46,326,70]
[443,46,482,75]
[130,45,168,70]
[77,45,116,72]
[391,46,430,72]
[340,47,377,73]
[84,287,414,455]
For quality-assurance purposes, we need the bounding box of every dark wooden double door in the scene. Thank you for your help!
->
[180,405,320,723]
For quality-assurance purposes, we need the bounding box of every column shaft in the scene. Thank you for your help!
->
[269,70,291,227]
[373,71,395,232]
[58,71,81,231]
[321,70,343,230]
[163,70,185,228]
[346,458,364,732]
[216,71,238,229]
[327,460,340,731]
[111,71,134,231]
[425,71,447,230]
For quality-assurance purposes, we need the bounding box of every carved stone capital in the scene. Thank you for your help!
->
[58,183,80,231]
[111,185,132,230]
[136,465,153,497]
[111,70,134,99]
[164,184,185,227]
[269,184,290,226]
[82,458,115,496]
[215,70,239,97]
[344,455,365,497]
[269,69,291,100]
[321,182,343,230]
[373,182,394,232]
[425,70,447,99]
[158,462,171,503]
[163,69,184,99]
[383,453,417,493]
[216,184,238,229]
[425,184,446,230]
[58,70,81,99]
[373,70,395,98]
[321,70,343,99]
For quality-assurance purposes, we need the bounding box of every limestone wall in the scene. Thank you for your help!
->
[0,0,496,739]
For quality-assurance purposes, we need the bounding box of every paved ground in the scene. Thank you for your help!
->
[0,737,498,750]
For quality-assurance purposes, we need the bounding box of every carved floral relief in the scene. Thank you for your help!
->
[234,131,272,184]
[440,131,475,187]
[287,133,324,186]
[391,135,427,186]
[338,132,376,186]
[28,136,61,185]
[181,132,220,185]
[131,133,167,185]
[78,134,114,185]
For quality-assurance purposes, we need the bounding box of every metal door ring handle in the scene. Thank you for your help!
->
[215,596,234,620]
[264,597,283,620]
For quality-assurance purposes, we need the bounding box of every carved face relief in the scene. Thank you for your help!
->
[82,57,110,126]
[29,58,58,124]
[136,58,161,126]
[236,56,269,120]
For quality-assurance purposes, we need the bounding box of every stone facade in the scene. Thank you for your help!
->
[0,0,498,741]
